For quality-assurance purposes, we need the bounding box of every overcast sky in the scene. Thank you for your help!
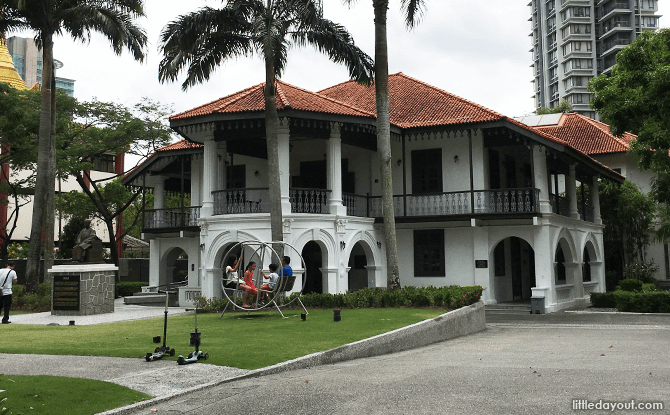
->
[8,0,670,120]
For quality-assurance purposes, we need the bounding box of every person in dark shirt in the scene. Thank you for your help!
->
[281,256,292,277]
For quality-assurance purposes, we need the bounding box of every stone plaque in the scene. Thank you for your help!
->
[53,275,80,311]
[475,260,488,269]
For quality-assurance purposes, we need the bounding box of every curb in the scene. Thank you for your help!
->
[101,301,486,415]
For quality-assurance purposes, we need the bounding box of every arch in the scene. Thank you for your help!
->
[489,234,535,258]
[291,228,335,270]
[554,228,577,263]
[582,232,601,262]
[346,231,381,292]
[490,236,536,302]
[206,230,262,270]
[302,240,325,294]
[159,245,192,288]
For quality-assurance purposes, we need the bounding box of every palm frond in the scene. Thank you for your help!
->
[400,0,426,29]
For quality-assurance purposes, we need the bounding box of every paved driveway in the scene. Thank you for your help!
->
[116,311,670,415]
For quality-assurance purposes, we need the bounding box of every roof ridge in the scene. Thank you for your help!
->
[281,79,376,117]
[275,80,290,107]
[170,83,264,120]
[391,72,505,119]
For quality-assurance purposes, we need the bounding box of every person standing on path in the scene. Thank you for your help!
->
[1,261,18,324]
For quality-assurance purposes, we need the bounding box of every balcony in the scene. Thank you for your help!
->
[211,187,331,215]
[143,207,201,230]
[345,189,542,219]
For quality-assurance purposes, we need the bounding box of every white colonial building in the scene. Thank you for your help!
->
[123,73,622,313]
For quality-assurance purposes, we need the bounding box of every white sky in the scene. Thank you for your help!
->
[8,0,670,122]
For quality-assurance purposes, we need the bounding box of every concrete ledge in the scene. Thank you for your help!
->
[257,300,486,376]
[104,301,485,415]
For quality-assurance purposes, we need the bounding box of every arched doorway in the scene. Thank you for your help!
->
[161,247,189,288]
[302,241,323,294]
[492,237,535,302]
[348,242,368,292]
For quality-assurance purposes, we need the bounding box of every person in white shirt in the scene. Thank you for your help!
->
[1,261,18,324]
[259,263,280,302]
[224,255,240,289]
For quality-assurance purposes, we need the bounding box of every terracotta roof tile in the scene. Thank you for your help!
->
[170,80,375,121]
[530,113,634,155]
[319,72,504,128]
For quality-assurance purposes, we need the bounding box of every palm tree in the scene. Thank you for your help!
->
[342,0,426,290]
[158,0,374,248]
[0,1,147,293]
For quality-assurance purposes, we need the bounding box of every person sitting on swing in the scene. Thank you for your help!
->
[240,261,259,308]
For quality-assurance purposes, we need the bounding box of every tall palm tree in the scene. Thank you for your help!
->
[0,0,147,293]
[159,0,374,248]
[343,0,426,290]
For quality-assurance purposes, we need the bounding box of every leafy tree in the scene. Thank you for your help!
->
[599,180,656,277]
[342,0,427,290]
[158,0,374,249]
[0,0,148,293]
[535,99,573,115]
[0,84,75,263]
[58,99,174,266]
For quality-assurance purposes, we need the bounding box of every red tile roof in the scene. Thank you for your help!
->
[156,140,203,152]
[319,72,504,128]
[530,113,634,155]
[170,80,375,121]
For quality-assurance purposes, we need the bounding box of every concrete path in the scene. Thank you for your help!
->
[112,310,670,415]
[3,303,670,414]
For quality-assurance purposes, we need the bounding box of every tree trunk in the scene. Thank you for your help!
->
[25,33,55,293]
[264,39,284,252]
[43,64,57,284]
[373,0,400,290]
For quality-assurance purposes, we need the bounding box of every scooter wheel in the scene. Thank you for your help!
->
[177,356,185,365]
[145,353,152,362]
[204,352,209,360]
[170,348,176,356]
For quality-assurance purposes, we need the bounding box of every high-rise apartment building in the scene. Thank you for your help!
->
[6,36,75,97]
[530,0,661,117]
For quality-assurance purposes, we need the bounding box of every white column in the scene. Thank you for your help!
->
[191,156,202,207]
[533,145,552,214]
[149,239,160,287]
[201,139,218,217]
[568,164,579,219]
[533,224,556,310]
[591,175,602,224]
[472,226,492,303]
[327,124,347,215]
[277,120,292,216]
[153,178,165,209]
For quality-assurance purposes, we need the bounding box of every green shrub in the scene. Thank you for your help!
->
[641,283,659,292]
[115,282,149,298]
[12,283,51,312]
[590,292,617,308]
[617,278,644,292]
[613,291,670,313]
[623,262,659,283]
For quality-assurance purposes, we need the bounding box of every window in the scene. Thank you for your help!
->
[413,229,445,277]
[555,246,566,284]
[226,165,246,189]
[583,248,591,282]
[92,154,115,173]
[574,42,581,51]
[411,149,443,194]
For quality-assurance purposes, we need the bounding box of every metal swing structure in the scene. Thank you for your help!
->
[219,241,309,318]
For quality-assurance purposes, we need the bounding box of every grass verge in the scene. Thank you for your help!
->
[0,308,446,370]
[0,375,151,415]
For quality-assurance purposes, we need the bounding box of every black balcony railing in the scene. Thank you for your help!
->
[144,206,200,230]
[290,188,330,214]
[213,188,269,214]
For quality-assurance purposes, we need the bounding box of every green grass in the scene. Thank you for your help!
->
[0,375,151,415]
[0,308,445,370]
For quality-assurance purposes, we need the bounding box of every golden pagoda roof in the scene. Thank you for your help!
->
[0,35,29,90]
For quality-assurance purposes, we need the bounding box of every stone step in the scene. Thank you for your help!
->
[124,293,179,307]
[485,304,532,313]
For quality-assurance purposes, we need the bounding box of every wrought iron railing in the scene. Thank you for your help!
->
[475,189,541,214]
[213,188,269,215]
[578,203,594,223]
[290,188,330,214]
[144,206,200,229]
[343,193,368,217]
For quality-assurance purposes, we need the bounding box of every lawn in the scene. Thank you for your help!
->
[0,375,151,415]
[0,308,446,370]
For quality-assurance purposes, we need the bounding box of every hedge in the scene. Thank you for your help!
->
[612,291,670,313]
[11,284,51,312]
[115,282,149,298]
[589,292,617,308]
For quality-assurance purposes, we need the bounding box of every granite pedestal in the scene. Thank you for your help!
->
[48,264,117,316]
